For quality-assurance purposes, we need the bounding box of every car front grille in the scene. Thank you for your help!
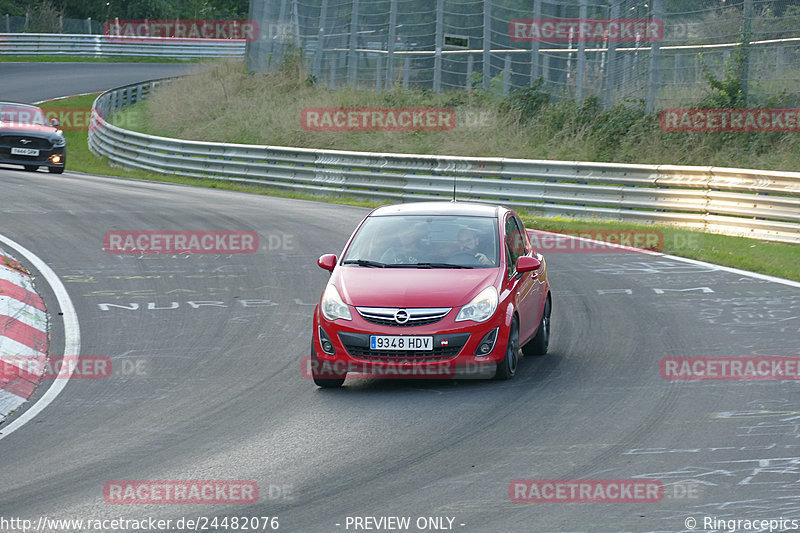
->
[0,136,51,149]
[338,331,469,362]
[356,307,451,327]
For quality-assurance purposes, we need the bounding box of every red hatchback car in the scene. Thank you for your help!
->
[310,201,551,387]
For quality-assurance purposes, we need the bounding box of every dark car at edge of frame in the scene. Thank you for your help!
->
[0,102,66,174]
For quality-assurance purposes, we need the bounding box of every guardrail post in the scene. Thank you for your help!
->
[136,85,143,103]
[86,17,92,34]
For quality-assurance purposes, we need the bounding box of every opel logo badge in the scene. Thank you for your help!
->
[394,309,409,324]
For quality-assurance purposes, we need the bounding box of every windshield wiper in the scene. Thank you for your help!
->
[388,262,473,269]
[341,259,387,268]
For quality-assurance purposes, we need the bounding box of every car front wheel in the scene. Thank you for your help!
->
[495,319,519,380]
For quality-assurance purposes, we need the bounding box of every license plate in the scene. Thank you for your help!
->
[11,147,39,156]
[370,335,433,351]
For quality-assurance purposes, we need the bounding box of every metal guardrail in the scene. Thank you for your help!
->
[88,79,800,244]
[0,33,244,58]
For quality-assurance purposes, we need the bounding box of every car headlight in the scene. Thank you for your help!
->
[455,286,498,323]
[49,134,65,147]
[320,284,352,321]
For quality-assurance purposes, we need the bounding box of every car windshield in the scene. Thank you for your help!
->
[342,214,500,268]
[0,105,48,127]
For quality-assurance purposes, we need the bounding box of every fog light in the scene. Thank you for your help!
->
[474,328,499,357]
[318,326,335,355]
[50,155,62,163]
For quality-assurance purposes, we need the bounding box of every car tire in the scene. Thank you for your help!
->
[310,342,345,388]
[523,296,551,357]
[23,165,38,172]
[495,318,519,380]
[48,166,64,174]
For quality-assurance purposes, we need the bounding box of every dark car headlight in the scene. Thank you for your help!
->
[49,133,66,147]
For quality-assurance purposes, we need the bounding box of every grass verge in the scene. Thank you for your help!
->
[41,94,800,283]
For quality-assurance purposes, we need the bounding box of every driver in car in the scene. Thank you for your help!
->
[457,228,492,265]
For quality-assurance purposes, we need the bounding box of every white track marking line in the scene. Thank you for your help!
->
[531,228,800,289]
[0,235,81,440]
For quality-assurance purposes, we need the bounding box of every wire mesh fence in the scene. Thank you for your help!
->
[246,0,800,110]
[1,14,102,34]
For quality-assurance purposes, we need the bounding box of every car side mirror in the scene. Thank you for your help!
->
[516,256,541,277]
[317,254,337,272]
[50,118,60,128]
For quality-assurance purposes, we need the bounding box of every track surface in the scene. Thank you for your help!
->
[0,62,200,103]
[1,64,799,533]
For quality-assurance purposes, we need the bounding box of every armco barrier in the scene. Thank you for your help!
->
[88,80,800,244]
[0,33,244,58]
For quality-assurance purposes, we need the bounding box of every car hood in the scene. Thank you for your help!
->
[333,266,501,308]
[0,123,59,137]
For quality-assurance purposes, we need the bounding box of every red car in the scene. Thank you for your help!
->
[310,201,552,387]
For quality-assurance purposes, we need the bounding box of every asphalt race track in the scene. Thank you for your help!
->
[0,63,200,103]
[1,64,800,533]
